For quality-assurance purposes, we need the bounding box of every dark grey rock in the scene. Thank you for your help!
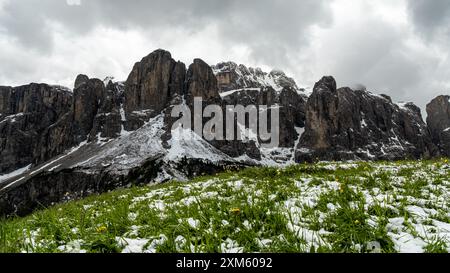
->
[0,84,73,173]
[427,95,450,156]
[296,76,438,162]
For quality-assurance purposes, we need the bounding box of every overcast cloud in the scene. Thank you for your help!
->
[0,0,449,115]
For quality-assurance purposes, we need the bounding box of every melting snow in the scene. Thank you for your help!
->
[48,164,62,172]
[187,218,200,229]
[165,126,232,163]
[389,232,427,253]
[220,238,244,253]
[0,164,32,183]
[57,240,86,253]
[30,140,88,176]
[118,238,150,253]
[117,234,168,253]
[79,115,165,170]
[119,103,130,137]
[219,88,261,98]
[0,112,24,124]
[361,119,368,128]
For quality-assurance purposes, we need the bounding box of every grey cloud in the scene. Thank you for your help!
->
[405,0,450,113]
[212,0,332,67]
[0,1,53,53]
[0,0,331,65]
[0,51,36,83]
[1,0,448,117]
[309,14,441,115]
[407,0,450,39]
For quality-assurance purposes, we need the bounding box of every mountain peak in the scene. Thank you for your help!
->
[74,74,89,89]
[212,61,301,93]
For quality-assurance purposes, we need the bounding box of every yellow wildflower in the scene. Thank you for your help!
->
[230,208,241,214]
[96,226,107,233]
[355,220,360,225]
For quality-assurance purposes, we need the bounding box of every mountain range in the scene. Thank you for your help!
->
[0,49,449,216]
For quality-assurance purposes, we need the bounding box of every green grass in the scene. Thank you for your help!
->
[1,159,450,253]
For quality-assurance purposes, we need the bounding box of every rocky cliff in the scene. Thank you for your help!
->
[125,49,186,130]
[296,76,438,162]
[427,95,450,156]
[212,61,303,94]
[0,84,73,174]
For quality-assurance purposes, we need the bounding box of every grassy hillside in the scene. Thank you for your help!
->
[1,159,450,253]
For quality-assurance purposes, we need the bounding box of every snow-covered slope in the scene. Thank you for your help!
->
[212,62,307,95]
[165,126,234,163]
[0,108,297,193]
[78,115,166,173]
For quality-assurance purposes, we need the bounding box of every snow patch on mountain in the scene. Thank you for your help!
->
[165,126,233,163]
[0,165,32,184]
[212,62,305,95]
[219,88,261,98]
[79,115,166,172]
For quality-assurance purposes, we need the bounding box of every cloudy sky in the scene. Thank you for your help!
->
[0,0,449,115]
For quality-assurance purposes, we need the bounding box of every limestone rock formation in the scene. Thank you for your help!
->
[212,62,302,93]
[74,74,90,89]
[221,86,306,148]
[0,84,73,173]
[296,76,438,162]
[186,59,221,104]
[89,80,125,140]
[427,95,450,156]
[124,49,186,130]
[73,76,106,141]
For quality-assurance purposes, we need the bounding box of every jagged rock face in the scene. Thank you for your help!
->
[212,62,300,93]
[296,76,437,162]
[162,58,218,145]
[427,95,450,156]
[0,76,130,175]
[41,111,75,161]
[186,59,221,104]
[125,49,174,112]
[212,62,307,149]
[74,74,89,89]
[89,81,125,140]
[279,87,306,147]
[221,87,306,148]
[73,77,106,142]
[0,84,71,117]
[0,84,73,173]
[298,76,339,153]
[73,76,129,142]
[124,49,186,130]
[220,87,278,106]
[170,62,187,101]
[396,102,438,158]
